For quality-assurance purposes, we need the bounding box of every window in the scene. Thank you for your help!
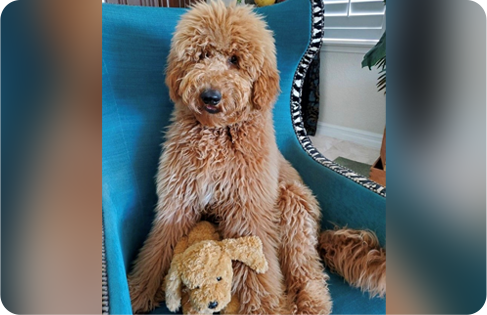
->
[323,0,386,44]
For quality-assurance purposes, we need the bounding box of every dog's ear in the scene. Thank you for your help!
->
[252,53,280,111]
[165,51,184,102]
[165,254,183,312]
[221,236,269,273]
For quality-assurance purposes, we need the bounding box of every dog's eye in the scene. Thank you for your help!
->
[229,55,238,66]
[216,277,222,282]
[196,286,200,289]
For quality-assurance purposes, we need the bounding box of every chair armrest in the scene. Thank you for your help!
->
[285,141,386,246]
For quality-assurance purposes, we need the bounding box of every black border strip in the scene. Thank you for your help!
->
[289,0,386,197]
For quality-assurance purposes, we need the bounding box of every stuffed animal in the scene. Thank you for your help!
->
[164,221,268,314]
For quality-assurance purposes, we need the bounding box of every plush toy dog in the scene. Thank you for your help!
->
[164,221,268,314]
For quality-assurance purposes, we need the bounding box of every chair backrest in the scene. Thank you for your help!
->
[102,1,319,313]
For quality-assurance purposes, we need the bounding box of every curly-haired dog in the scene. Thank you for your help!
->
[128,2,332,314]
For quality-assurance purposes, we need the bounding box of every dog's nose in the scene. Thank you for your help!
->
[208,301,218,309]
[200,89,221,106]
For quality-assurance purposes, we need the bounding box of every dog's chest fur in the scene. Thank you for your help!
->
[161,114,279,211]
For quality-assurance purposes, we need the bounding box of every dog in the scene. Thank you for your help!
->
[165,221,268,314]
[128,2,333,313]
[129,2,333,314]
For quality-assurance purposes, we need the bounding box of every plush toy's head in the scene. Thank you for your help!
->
[165,236,268,314]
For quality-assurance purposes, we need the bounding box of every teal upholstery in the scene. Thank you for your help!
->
[102,0,386,314]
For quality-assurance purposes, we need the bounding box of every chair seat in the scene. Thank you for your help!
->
[327,272,385,314]
[148,271,385,315]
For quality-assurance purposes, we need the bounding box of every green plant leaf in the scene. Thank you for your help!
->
[362,0,386,93]
[362,32,386,70]
[376,57,386,71]
[377,72,386,94]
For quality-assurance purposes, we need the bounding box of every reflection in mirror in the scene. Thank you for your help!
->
[307,42,386,186]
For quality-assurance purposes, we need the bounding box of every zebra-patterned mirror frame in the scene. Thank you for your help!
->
[289,0,386,198]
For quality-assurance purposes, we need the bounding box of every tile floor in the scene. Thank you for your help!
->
[308,135,380,165]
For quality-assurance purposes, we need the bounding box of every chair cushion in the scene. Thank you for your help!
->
[147,271,386,314]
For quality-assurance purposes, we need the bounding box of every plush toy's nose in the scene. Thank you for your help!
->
[208,301,218,309]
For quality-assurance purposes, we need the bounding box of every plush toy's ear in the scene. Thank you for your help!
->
[221,236,268,273]
[251,47,280,111]
[165,254,183,312]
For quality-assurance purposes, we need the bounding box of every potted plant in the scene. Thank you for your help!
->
[362,0,386,185]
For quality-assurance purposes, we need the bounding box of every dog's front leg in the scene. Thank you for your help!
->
[219,203,288,315]
[278,181,332,315]
[128,198,200,313]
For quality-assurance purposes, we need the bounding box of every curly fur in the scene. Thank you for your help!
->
[128,2,331,314]
[319,228,386,298]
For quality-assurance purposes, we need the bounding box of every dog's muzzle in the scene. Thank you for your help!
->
[200,89,222,114]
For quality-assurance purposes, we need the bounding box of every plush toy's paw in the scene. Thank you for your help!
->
[165,298,181,313]
[253,254,269,274]
[246,236,269,273]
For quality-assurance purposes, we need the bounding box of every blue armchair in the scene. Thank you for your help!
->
[102,0,386,313]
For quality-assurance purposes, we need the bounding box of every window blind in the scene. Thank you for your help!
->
[323,0,386,43]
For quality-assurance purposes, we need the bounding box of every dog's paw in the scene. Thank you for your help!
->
[129,279,162,314]
[294,280,332,315]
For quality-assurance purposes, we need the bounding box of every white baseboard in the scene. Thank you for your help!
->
[316,122,383,149]
[321,39,376,54]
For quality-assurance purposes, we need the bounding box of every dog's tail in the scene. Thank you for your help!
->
[318,228,386,298]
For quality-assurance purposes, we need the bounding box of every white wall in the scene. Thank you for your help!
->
[318,43,386,148]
